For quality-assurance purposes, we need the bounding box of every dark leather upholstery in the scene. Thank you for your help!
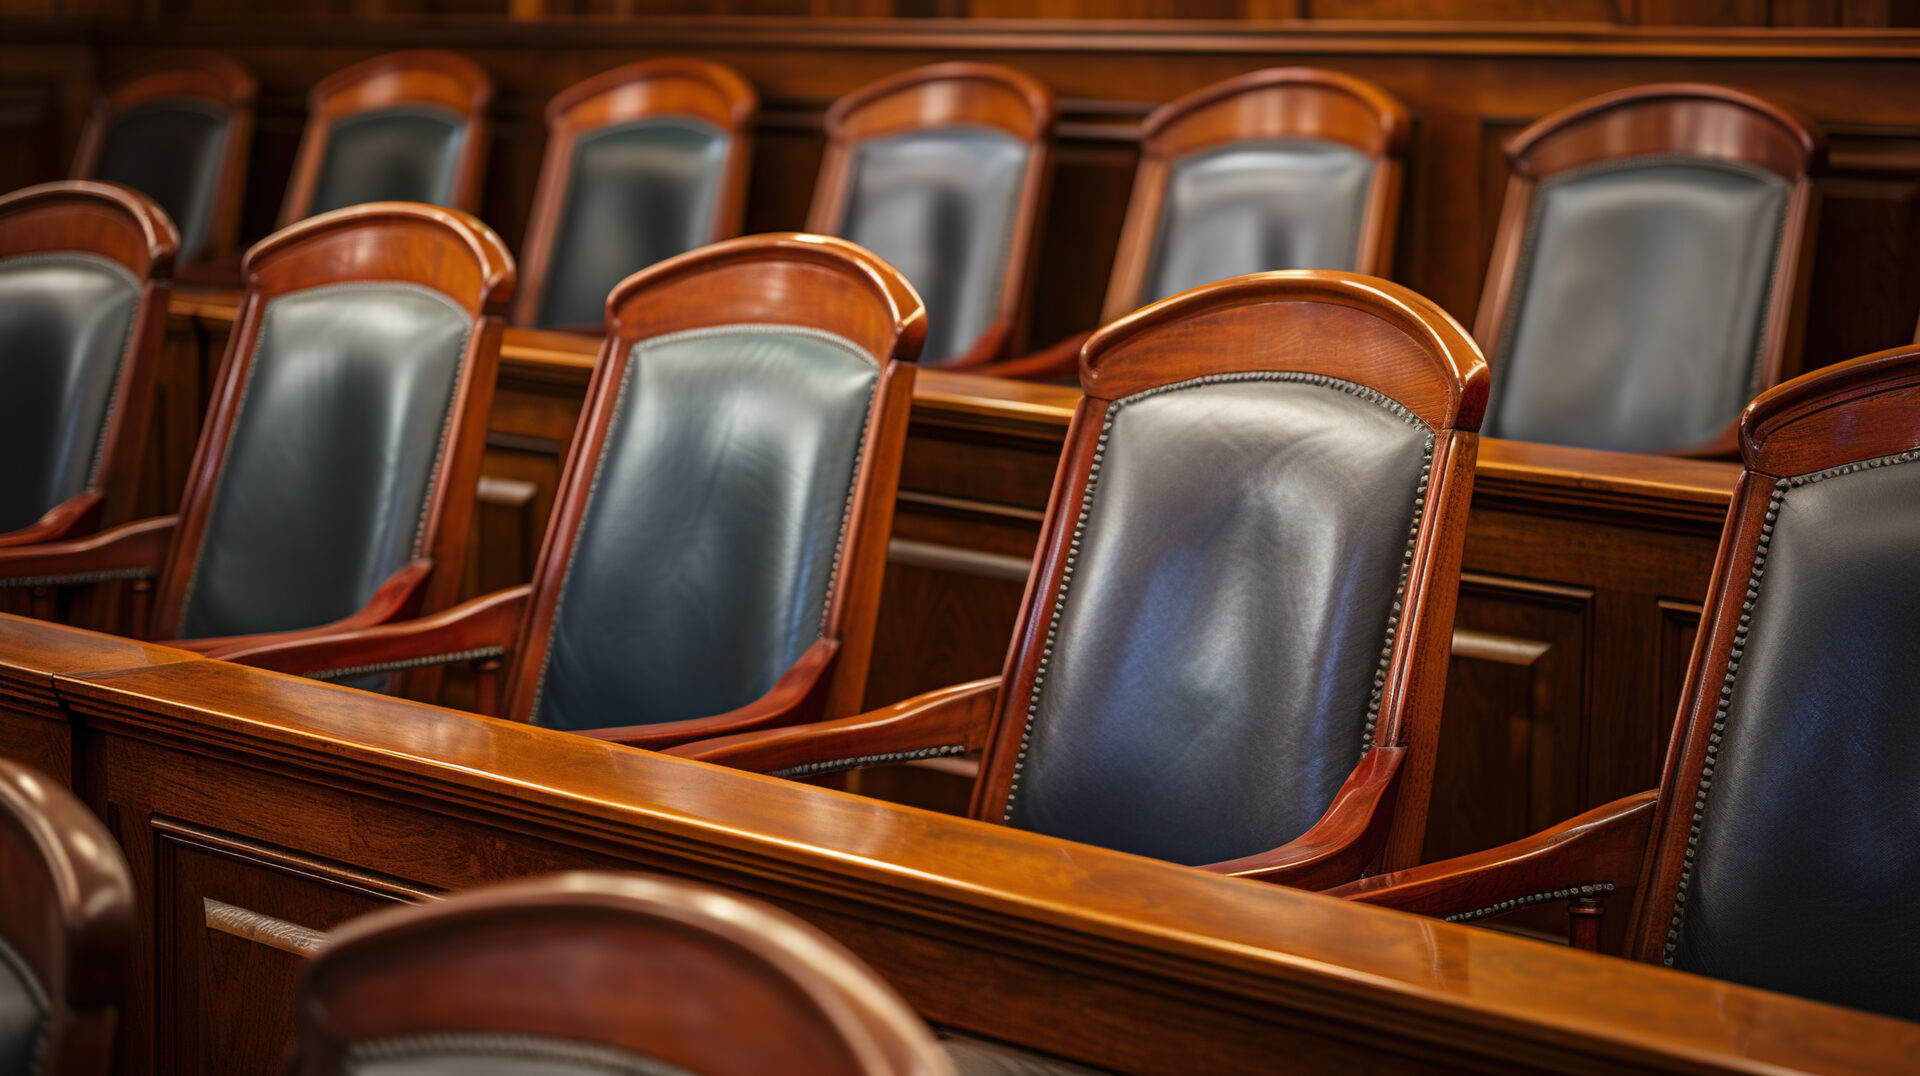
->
[1140,139,1374,305]
[346,1033,690,1076]
[1003,376,1433,865]
[307,107,467,218]
[0,253,141,533]
[178,284,468,638]
[532,327,879,731]
[835,126,1028,363]
[1485,158,1789,453]
[0,939,46,1076]
[943,1039,1112,1075]
[1670,452,1920,1021]
[534,118,729,329]
[89,100,229,262]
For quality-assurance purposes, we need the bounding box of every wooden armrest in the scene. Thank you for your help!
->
[1323,790,1660,921]
[0,492,105,548]
[209,583,531,681]
[576,639,841,751]
[931,322,1012,370]
[0,516,175,586]
[1198,746,1404,891]
[981,330,1091,382]
[663,676,1002,777]
[188,559,437,657]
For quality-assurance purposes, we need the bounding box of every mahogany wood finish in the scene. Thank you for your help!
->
[291,872,956,1076]
[69,50,254,267]
[806,62,1055,369]
[223,234,926,748]
[511,58,757,329]
[0,181,178,548]
[1474,82,1825,457]
[677,271,1488,882]
[278,49,493,227]
[0,755,134,1076]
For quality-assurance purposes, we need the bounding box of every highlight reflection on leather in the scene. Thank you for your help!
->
[1142,139,1373,304]
[535,118,728,329]
[836,126,1027,363]
[1487,158,1788,453]
[308,107,467,217]
[178,284,468,638]
[1005,377,1432,865]
[0,937,43,1075]
[1671,454,1920,1021]
[90,100,229,261]
[533,327,878,732]
[0,253,140,533]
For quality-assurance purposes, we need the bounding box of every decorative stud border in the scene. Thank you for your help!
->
[1446,881,1616,924]
[770,744,969,780]
[348,1032,691,1076]
[305,645,506,683]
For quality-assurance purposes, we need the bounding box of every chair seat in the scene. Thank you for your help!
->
[942,1037,1112,1075]
[0,938,47,1075]
[346,1033,690,1076]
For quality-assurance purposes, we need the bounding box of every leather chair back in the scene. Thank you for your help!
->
[516,60,757,330]
[1104,68,1407,319]
[808,64,1054,368]
[290,873,955,1076]
[1475,84,1822,456]
[72,52,255,264]
[970,272,1487,871]
[0,183,177,544]
[0,757,135,1076]
[280,51,493,227]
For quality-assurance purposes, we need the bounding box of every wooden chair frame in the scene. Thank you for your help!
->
[71,50,255,266]
[0,182,178,551]
[994,67,1409,381]
[806,62,1054,369]
[513,59,758,329]
[0,202,511,672]
[279,50,493,228]
[1329,342,1920,955]
[221,234,926,749]
[1472,82,1824,458]
[672,270,1489,886]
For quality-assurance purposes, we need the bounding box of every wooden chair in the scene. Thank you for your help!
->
[0,757,135,1076]
[0,182,177,555]
[279,50,492,227]
[1473,83,1822,457]
[672,270,1488,887]
[1330,342,1920,1022]
[993,67,1408,381]
[0,202,510,685]
[71,50,254,266]
[514,59,757,331]
[290,872,954,1076]
[807,63,1054,369]
[222,234,924,748]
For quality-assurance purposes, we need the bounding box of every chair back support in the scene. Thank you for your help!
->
[1106,68,1407,319]
[1629,344,1920,1021]
[507,235,925,734]
[281,51,492,226]
[972,272,1487,870]
[1476,84,1822,456]
[0,183,177,542]
[0,757,135,1076]
[72,51,255,264]
[154,203,511,641]
[516,60,757,330]
[292,873,954,1076]
[808,64,1053,368]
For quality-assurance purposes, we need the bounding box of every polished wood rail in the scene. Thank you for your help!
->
[0,615,1907,1075]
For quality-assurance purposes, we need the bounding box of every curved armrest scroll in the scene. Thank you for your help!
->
[576,639,842,751]
[187,559,438,657]
[932,322,1013,370]
[208,583,532,681]
[981,330,1091,383]
[0,492,106,548]
[0,515,176,585]
[1199,746,1405,891]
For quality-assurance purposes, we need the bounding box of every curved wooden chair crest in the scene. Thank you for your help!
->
[674,271,1488,888]
[0,757,135,1076]
[1474,83,1823,457]
[515,59,758,330]
[1331,343,1920,1022]
[225,234,926,749]
[0,202,510,689]
[995,67,1409,381]
[71,50,255,266]
[280,50,493,227]
[0,182,177,559]
[808,63,1054,369]
[290,873,954,1076]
